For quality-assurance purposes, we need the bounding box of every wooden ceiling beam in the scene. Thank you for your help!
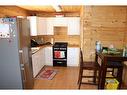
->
[27,11,80,17]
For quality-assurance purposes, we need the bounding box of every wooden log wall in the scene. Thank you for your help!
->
[0,6,28,17]
[81,6,127,61]
[80,6,84,51]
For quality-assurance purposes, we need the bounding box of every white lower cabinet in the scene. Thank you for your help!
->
[67,47,80,66]
[32,47,53,77]
[32,53,38,77]
[32,47,79,77]
[32,48,44,77]
[44,47,53,66]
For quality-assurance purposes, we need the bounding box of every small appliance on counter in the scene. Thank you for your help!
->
[53,42,68,67]
[96,41,102,52]
[31,39,39,47]
[31,38,52,47]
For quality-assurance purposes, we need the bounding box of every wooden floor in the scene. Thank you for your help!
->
[33,66,97,89]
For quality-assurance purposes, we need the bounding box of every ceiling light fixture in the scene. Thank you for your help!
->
[52,5,62,12]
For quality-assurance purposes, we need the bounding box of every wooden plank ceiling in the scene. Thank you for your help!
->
[17,5,82,13]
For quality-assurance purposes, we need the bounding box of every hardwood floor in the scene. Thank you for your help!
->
[33,66,97,89]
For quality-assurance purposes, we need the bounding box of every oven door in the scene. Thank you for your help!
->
[53,50,67,59]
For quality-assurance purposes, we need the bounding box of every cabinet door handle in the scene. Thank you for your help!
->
[21,64,26,82]
[21,67,27,82]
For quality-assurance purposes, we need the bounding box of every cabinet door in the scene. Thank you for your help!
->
[46,18,54,35]
[27,16,37,36]
[32,52,39,77]
[68,17,80,35]
[44,47,53,66]
[37,17,47,35]
[37,50,43,71]
[32,49,45,77]
[39,48,45,67]
[67,47,80,66]
[46,17,69,35]
[53,18,68,26]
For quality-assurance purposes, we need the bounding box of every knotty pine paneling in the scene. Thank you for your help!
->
[80,6,84,51]
[0,6,28,17]
[81,6,127,61]
[124,8,127,46]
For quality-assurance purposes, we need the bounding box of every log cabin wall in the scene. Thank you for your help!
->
[123,8,127,87]
[0,6,28,17]
[80,6,85,51]
[124,7,127,45]
[81,6,127,61]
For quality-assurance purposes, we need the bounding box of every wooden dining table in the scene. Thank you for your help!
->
[95,51,127,89]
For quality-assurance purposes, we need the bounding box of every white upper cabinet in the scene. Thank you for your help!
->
[28,16,80,36]
[67,17,80,35]
[28,16,47,36]
[27,16,38,36]
[46,17,80,35]
[46,18,54,35]
[46,17,68,35]
[53,17,68,26]
[37,17,47,35]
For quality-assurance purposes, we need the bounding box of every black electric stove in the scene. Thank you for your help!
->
[53,42,68,67]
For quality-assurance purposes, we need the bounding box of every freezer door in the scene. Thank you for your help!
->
[18,18,34,89]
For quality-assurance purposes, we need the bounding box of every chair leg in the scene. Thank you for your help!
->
[78,68,83,89]
[77,72,80,84]
[77,67,82,84]
[78,79,82,89]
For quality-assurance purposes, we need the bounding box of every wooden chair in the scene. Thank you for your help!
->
[77,49,100,89]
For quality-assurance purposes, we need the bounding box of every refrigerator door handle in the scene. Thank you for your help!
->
[21,64,26,82]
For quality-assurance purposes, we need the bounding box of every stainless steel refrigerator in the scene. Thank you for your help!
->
[0,17,34,89]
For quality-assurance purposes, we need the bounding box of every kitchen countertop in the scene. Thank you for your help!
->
[68,44,80,47]
[31,44,53,54]
[31,43,79,54]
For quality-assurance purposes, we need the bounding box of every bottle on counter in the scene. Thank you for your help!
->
[123,46,127,57]
[123,48,126,57]
[96,41,102,52]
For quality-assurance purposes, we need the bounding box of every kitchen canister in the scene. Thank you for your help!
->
[96,41,102,52]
